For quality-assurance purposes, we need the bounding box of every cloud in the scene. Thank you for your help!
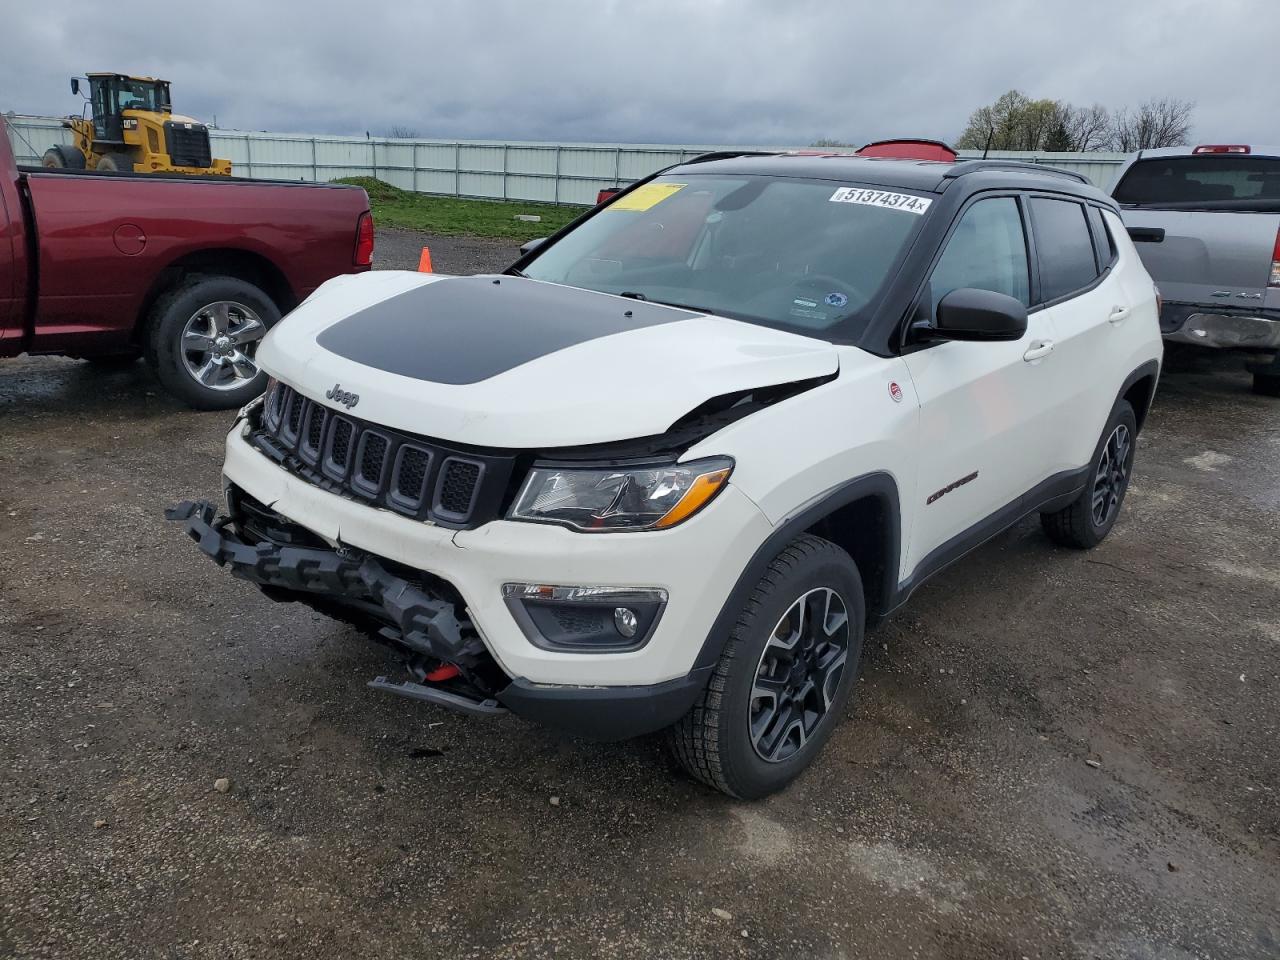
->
[3,0,1276,145]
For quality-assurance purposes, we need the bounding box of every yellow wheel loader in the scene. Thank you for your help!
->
[43,74,232,176]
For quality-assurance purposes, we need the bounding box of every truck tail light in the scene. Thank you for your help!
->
[1270,228,1280,288]
[354,212,375,266]
[596,187,621,205]
[1192,144,1250,154]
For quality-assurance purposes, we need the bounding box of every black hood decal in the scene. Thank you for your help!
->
[315,276,696,385]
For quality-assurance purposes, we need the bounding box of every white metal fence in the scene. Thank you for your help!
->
[5,114,1131,203]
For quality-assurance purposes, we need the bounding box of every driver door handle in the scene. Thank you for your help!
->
[1108,305,1131,324]
[1023,339,1055,362]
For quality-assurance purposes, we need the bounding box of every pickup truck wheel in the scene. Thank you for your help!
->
[1252,372,1280,398]
[148,276,281,410]
[1041,399,1138,549]
[669,534,865,799]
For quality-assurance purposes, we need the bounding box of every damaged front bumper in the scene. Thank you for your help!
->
[166,498,708,739]
[168,499,479,664]
[167,498,505,715]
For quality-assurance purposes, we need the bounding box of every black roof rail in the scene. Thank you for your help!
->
[682,150,784,165]
[944,159,1089,184]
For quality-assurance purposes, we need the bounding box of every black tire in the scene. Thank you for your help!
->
[1252,372,1280,398]
[95,153,133,172]
[42,145,85,170]
[146,275,281,410]
[1041,399,1138,549]
[669,534,865,799]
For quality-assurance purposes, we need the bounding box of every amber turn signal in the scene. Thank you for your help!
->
[655,467,733,529]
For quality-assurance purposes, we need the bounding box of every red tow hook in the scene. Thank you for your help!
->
[424,663,461,682]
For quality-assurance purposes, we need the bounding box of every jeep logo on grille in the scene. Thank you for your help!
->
[326,384,359,409]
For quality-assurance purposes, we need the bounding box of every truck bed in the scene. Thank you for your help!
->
[2,111,371,359]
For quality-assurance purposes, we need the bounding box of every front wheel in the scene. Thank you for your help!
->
[669,534,865,799]
[1041,399,1138,549]
[147,275,281,410]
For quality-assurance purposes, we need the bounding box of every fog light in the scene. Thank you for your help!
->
[614,607,638,638]
[502,583,667,652]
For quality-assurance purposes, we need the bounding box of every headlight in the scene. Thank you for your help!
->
[508,457,733,532]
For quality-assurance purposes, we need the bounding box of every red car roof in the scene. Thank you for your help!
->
[856,139,958,162]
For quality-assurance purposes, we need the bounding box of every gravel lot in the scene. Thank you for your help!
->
[1,230,1277,960]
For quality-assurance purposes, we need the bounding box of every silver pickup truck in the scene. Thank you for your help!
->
[1111,144,1280,396]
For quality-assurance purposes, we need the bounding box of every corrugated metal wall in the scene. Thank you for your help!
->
[5,115,1131,203]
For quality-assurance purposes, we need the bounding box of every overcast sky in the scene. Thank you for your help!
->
[4,0,1276,146]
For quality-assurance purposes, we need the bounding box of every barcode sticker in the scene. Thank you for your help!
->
[829,187,932,215]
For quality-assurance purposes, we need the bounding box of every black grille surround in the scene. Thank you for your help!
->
[163,121,214,168]
[252,383,516,530]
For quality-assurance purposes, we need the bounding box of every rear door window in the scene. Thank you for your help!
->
[1085,205,1116,271]
[1030,198,1099,302]
[1113,156,1280,210]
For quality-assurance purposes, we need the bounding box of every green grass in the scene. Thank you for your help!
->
[333,177,583,240]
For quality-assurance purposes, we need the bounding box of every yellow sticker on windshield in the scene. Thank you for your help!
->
[609,182,687,211]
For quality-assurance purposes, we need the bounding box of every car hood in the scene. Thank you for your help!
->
[259,272,840,449]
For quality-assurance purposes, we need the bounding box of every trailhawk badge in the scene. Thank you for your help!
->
[326,384,360,409]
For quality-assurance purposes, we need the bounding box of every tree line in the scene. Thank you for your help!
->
[955,90,1194,152]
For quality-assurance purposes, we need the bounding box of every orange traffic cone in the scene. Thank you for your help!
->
[417,246,433,273]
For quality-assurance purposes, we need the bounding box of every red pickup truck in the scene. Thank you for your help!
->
[1,114,373,408]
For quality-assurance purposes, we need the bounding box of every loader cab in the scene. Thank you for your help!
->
[78,74,172,142]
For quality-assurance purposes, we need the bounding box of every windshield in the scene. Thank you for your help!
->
[1113,155,1280,211]
[521,174,931,339]
[113,79,169,113]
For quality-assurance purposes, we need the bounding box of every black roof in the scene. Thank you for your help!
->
[667,152,1111,205]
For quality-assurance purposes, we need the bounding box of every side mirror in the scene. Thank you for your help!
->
[70,78,80,96]
[519,237,547,257]
[918,288,1028,342]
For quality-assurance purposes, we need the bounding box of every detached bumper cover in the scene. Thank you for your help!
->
[166,499,478,664]
[167,499,706,740]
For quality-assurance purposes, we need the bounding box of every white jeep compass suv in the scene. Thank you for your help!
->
[172,153,1163,798]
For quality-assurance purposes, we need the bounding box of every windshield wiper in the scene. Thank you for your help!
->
[618,291,711,314]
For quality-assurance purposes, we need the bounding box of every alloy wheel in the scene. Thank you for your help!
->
[1091,423,1132,527]
[749,587,851,763]
[180,301,267,391]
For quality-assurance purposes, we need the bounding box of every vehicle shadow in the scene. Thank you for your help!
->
[0,354,187,416]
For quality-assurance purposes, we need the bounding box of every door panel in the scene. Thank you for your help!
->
[1038,210,1154,473]
[902,311,1058,574]
[1037,283,1118,474]
[900,194,1059,577]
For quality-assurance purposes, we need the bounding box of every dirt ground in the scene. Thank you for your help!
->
[1,230,1277,959]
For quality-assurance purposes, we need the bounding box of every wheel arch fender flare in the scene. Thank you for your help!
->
[1117,358,1161,433]
[693,471,901,672]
